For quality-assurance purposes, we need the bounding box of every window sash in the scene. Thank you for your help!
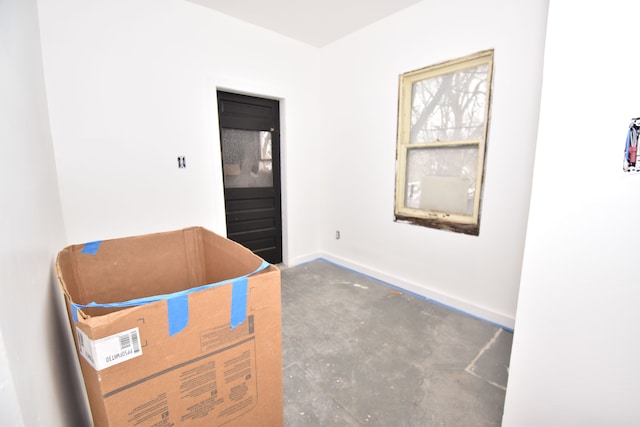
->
[395,50,493,235]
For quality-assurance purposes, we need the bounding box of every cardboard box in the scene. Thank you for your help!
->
[56,227,283,427]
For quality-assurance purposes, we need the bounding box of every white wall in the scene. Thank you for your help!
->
[0,331,23,426]
[310,0,549,327]
[37,0,322,261]
[503,0,640,425]
[38,0,548,330]
[0,0,89,424]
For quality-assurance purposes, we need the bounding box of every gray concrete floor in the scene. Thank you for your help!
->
[280,260,512,427]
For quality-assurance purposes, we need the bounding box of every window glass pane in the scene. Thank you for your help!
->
[410,64,488,144]
[221,129,273,188]
[259,130,272,174]
[404,146,478,216]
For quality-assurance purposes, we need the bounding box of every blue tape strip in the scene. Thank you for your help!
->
[81,241,102,255]
[167,294,189,336]
[69,260,270,336]
[230,277,248,329]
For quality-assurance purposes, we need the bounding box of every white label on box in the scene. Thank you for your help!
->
[76,327,142,371]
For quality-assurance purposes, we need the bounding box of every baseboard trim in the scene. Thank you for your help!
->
[287,251,514,331]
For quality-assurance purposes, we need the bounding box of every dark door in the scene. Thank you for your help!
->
[217,91,282,264]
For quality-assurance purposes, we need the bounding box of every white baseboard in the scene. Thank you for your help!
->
[287,251,515,331]
[287,251,323,267]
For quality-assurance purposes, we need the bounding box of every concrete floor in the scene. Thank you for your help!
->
[280,260,512,427]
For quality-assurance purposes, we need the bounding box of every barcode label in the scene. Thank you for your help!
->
[131,330,140,353]
[76,327,142,371]
[120,333,131,349]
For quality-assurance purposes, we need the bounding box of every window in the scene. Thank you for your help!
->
[221,129,273,188]
[394,50,494,235]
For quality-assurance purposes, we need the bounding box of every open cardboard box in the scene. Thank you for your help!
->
[56,227,282,427]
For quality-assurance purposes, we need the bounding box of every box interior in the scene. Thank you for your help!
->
[56,227,262,310]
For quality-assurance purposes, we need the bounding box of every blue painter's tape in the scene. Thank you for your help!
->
[68,259,270,336]
[230,277,248,329]
[81,241,102,255]
[167,294,189,336]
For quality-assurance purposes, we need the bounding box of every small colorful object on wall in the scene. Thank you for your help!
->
[623,118,640,172]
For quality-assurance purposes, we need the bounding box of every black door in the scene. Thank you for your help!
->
[217,91,282,264]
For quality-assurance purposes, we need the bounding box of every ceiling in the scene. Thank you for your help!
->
[186,0,423,47]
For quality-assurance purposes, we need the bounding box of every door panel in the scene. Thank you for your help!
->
[217,91,282,264]
[218,99,273,130]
